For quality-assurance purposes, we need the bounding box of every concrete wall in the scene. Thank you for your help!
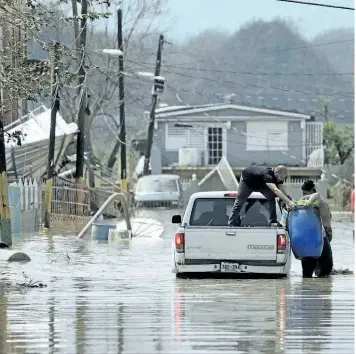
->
[227,121,303,166]
[285,180,328,200]
[153,124,177,167]
[155,119,304,167]
[182,176,328,205]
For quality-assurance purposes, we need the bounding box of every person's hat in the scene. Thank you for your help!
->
[301,180,315,191]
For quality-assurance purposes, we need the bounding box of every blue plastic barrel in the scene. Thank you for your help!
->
[91,222,117,241]
[287,206,323,259]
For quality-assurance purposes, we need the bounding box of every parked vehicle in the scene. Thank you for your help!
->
[134,174,184,208]
[171,191,291,277]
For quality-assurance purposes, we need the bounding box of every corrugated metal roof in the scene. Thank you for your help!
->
[5,105,78,147]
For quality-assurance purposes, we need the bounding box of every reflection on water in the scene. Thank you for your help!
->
[285,280,333,353]
[0,215,353,354]
[173,278,289,353]
[172,277,353,354]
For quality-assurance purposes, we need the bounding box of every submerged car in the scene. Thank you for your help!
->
[134,174,184,208]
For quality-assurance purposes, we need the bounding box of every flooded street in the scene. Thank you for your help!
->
[0,209,354,354]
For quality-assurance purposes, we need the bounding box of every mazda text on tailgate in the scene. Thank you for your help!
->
[171,191,292,277]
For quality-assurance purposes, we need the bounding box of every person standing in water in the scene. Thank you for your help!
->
[300,180,333,277]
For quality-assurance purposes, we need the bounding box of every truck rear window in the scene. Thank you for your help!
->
[190,198,274,227]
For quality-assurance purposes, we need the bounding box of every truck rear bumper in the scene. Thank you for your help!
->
[174,263,289,275]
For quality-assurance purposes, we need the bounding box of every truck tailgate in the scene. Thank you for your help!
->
[184,227,277,261]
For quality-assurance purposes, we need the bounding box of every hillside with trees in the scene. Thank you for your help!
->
[25,6,354,158]
[312,28,354,77]
[159,20,353,124]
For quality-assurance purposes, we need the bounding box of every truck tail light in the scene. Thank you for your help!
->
[277,234,287,254]
[224,193,237,197]
[175,233,184,253]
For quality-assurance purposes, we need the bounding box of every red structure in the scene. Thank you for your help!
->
[351,187,355,214]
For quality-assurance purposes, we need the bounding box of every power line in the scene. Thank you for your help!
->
[87,48,354,82]
[264,39,354,53]
[158,63,355,96]
[277,0,354,10]
[127,59,354,98]
[82,35,354,72]
[163,82,353,122]
[161,63,353,77]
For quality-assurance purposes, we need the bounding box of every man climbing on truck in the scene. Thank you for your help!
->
[300,179,333,277]
[228,164,295,227]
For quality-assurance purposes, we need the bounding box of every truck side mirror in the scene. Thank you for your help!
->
[172,215,182,224]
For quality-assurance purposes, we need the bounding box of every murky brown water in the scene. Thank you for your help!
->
[0,209,354,354]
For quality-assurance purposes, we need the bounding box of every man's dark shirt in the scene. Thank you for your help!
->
[242,165,284,189]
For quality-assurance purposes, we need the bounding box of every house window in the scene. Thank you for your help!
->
[165,123,204,150]
[165,124,188,150]
[188,126,205,148]
[246,121,288,151]
[208,127,223,165]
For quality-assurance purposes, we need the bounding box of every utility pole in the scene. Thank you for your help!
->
[323,102,328,122]
[107,8,127,193]
[75,0,88,184]
[74,0,89,217]
[44,42,60,229]
[143,34,164,176]
[71,0,80,52]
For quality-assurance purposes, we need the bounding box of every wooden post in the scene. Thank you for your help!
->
[0,118,12,246]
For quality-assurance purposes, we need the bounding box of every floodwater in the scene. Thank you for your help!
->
[0,209,354,354]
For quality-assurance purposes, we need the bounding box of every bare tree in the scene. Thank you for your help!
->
[59,0,169,162]
[0,1,53,121]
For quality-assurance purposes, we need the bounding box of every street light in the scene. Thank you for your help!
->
[100,9,127,193]
[136,72,154,77]
[102,49,124,56]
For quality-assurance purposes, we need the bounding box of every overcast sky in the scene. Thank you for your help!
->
[165,0,354,42]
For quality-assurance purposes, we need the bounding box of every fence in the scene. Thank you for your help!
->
[8,179,42,234]
[215,156,239,190]
[50,177,92,233]
[284,177,319,187]
[8,177,94,235]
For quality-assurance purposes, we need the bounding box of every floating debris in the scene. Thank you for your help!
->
[331,268,354,275]
[16,272,47,288]
[17,281,47,288]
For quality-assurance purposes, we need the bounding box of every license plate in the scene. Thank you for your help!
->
[221,262,239,273]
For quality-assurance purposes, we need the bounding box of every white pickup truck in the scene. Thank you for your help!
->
[171,191,291,277]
